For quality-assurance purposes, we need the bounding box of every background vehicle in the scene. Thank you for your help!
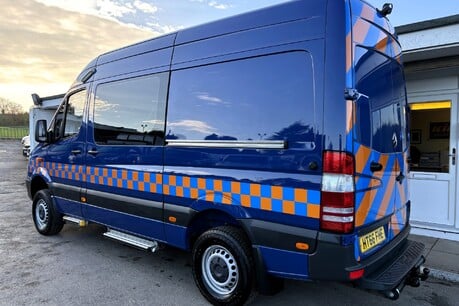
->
[21,135,30,157]
[26,1,428,304]
[28,93,64,154]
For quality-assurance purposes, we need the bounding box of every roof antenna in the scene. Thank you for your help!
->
[377,3,393,17]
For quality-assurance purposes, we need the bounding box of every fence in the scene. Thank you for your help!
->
[0,127,29,139]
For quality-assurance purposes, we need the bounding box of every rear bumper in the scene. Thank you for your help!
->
[310,223,418,282]
[357,239,426,290]
[243,219,426,291]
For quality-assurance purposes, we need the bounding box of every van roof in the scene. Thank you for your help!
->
[96,0,327,66]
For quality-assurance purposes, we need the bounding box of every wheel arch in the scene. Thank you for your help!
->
[30,175,50,199]
[186,208,252,251]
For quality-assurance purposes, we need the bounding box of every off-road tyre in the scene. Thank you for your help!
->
[32,189,64,235]
[192,226,255,306]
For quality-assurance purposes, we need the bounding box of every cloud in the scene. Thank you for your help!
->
[197,94,223,103]
[146,22,184,34]
[189,0,231,10]
[33,0,142,20]
[208,1,231,10]
[133,0,158,14]
[97,0,135,18]
[0,0,157,110]
[196,92,229,105]
[33,0,99,16]
[168,120,217,135]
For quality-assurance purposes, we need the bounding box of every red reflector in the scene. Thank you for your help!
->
[320,218,354,233]
[323,151,354,175]
[321,191,354,208]
[349,269,365,280]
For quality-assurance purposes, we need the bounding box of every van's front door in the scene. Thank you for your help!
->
[46,89,87,218]
[82,72,169,240]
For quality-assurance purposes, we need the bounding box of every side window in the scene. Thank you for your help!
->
[166,52,315,147]
[54,90,86,139]
[93,72,169,145]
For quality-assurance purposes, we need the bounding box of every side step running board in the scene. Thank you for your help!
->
[103,229,158,252]
[63,216,88,227]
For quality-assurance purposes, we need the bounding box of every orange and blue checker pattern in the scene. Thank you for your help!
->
[30,161,321,219]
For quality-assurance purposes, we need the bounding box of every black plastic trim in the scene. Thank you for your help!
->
[86,189,163,221]
[163,203,197,226]
[308,231,355,280]
[25,179,32,199]
[240,219,318,253]
[50,182,81,202]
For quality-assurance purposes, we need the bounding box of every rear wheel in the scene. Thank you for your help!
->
[32,190,64,235]
[192,226,254,305]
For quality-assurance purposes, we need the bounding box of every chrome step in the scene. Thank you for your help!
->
[103,229,158,252]
[63,216,88,227]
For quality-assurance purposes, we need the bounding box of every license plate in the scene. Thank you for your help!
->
[359,226,386,253]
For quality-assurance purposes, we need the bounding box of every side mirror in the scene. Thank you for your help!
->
[35,120,48,143]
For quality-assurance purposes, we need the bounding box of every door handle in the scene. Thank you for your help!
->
[370,161,383,172]
[88,150,99,155]
[396,172,405,184]
[71,150,82,155]
[449,148,456,166]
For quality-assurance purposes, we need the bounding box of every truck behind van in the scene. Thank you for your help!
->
[26,0,429,304]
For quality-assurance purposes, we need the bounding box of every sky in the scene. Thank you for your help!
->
[0,0,458,112]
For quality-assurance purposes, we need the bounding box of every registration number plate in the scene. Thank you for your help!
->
[359,226,386,253]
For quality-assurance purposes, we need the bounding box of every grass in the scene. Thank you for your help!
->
[0,127,29,139]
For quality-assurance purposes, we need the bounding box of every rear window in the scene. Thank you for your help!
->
[354,47,406,153]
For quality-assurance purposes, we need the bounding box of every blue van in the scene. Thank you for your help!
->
[26,0,429,304]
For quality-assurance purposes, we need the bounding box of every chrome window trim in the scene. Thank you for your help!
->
[166,139,286,149]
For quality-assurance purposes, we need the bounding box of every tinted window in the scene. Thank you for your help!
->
[355,47,404,153]
[392,62,408,151]
[371,103,402,153]
[93,73,168,145]
[166,52,315,146]
[54,90,86,139]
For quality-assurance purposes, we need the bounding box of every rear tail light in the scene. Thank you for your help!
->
[320,151,355,233]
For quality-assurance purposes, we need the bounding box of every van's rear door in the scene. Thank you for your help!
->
[348,0,408,259]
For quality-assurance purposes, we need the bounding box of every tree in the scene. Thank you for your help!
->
[0,97,28,127]
[0,97,23,115]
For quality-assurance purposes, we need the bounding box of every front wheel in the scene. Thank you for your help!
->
[32,189,64,235]
[192,226,254,306]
